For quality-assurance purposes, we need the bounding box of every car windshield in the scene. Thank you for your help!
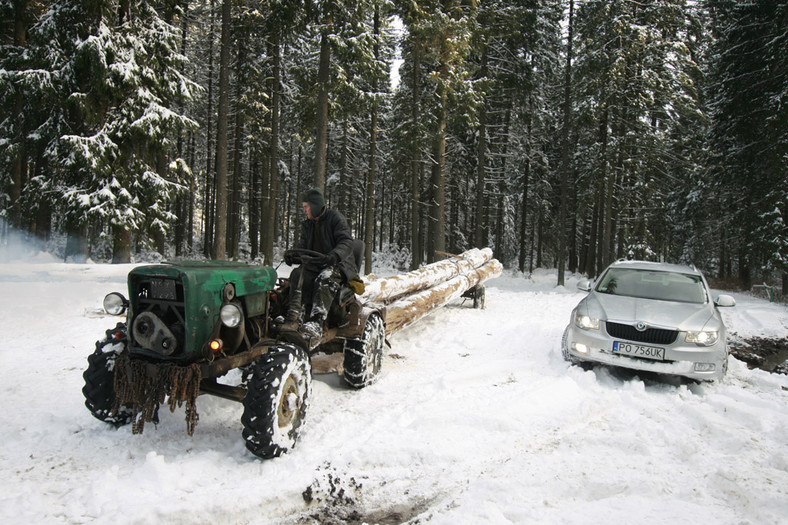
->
[596,268,707,304]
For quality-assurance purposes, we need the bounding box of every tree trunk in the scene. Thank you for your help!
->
[263,36,281,265]
[203,0,217,258]
[212,0,232,260]
[249,158,260,260]
[519,99,533,273]
[112,226,132,264]
[294,144,303,244]
[228,33,246,260]
[364,6,380,275]
[314,15,332,192]
[383,258,502,336]
[596,103,609,275]
[494,187,504,259]
[409,43,423,270]
[557,0,574,286]
[338,120,348,213]
[428,60,449,264]
[474,51,488,249]
[738,247,751,289]
[536,209,543,268]
[8,0,29,228]
[65,222,89,263]
[518,162,530,274]
[363,248,493,302]
[586,200,599,276]
[153,154,168,255]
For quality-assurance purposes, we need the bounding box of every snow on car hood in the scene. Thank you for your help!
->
[582,292,717,331]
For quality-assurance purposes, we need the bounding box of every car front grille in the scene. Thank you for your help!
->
[605,322,678,345]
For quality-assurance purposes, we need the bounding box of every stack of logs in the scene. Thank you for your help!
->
[360,248,503,336]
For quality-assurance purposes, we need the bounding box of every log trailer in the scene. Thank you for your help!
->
[82,248,502,459]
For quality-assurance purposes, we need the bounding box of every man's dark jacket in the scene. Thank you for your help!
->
[296,208,358,281]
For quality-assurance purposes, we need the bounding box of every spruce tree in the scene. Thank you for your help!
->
[25,0,197,261]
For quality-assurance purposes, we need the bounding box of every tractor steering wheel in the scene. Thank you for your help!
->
[283,248,327,266]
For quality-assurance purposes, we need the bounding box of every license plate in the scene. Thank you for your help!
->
[612,341,665,361]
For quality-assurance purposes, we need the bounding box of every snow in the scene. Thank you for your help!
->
[1,258,787,524]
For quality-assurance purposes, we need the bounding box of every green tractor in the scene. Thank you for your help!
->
[83,251,384,459]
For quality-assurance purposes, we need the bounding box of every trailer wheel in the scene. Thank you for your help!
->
[242,344,311,459]
[343,313,385,389]
[83,328,132,427]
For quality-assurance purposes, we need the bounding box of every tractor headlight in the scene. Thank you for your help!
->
[220,304,243,328]
[103,292,128,315]
[574,312,600,330]
[686,330,719,346]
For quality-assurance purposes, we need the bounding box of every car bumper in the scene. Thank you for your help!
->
[563,325,728,381]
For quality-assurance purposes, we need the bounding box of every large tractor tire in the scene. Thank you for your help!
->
[343,313,385,389]
[83,329,132,427]
[241,344,312,459]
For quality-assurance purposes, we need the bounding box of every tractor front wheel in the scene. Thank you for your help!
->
[241,344,312,459]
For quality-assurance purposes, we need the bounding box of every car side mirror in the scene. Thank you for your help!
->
[577,279,592,292]
[714,294,736,307]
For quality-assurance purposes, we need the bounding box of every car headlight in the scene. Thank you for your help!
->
[686,330,719,346]
[220,304,243,328]
[575,312,600,330]
[103,292,128,315]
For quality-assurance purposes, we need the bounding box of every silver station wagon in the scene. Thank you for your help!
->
[562,260,736,381]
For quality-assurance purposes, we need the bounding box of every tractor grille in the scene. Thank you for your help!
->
[605,322,678,345]
[130,277,186,357]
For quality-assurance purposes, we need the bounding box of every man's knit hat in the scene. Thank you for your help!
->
[302,188,325,217]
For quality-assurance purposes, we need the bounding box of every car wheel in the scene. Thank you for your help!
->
[561,327,577,364]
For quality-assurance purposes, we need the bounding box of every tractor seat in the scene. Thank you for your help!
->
[338,239,364,305]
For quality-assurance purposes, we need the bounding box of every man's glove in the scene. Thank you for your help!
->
[348,276,365,295]
[284,250,297,266]
[312,252,338,267]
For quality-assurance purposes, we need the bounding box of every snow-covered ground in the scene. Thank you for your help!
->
[1,256,787,524]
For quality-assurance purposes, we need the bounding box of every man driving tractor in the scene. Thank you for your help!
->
[281,188,360,344]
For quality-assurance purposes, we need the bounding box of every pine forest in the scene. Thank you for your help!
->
[1,0,786,291]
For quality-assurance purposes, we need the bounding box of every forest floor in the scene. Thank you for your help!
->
[1,257,787,524]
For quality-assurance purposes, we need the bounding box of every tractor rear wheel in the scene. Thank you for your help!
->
[83,331,132,427]
[241,344,311,459]
[343,313,385,388]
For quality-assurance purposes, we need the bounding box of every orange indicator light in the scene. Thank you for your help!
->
[209,339,223,352]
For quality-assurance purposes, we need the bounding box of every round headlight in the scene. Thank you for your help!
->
[220,304,243,328]
[103,292,128,315]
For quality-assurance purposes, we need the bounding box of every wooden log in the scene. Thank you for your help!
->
[361,247,493,305]
[383,258,503,336]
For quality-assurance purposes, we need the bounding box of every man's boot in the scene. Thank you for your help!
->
[280,318,300,332]
[299,319,323,341]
